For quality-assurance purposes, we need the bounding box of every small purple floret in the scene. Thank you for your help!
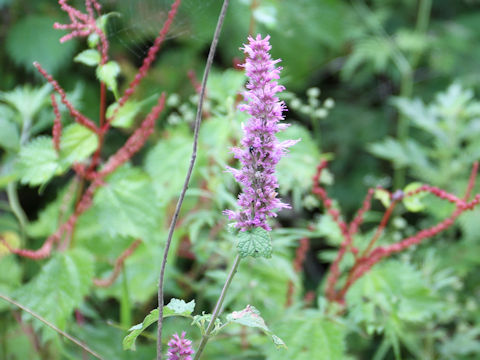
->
[224,34,298,231]
[166,332,194,360]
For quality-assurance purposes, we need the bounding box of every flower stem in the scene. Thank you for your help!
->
[194,254,241,360]
[156,1,229,358]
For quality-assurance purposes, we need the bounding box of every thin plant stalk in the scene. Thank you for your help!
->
[193,255,241,360]
[6,182,28,240]
[0,293,104,360]
[156,1,230,358]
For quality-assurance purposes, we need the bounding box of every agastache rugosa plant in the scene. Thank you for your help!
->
[194,34,297,360]
[224,34,298,231]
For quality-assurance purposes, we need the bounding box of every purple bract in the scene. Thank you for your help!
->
[224,34,298,231]
[166,332,194,360]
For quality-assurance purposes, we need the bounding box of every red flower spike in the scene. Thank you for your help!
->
[109,0,181,121]
[313,161,480,305]
[349,188,375,237]
[51,94,62,153]
[55,0,108,63]
[286,237,310,307]
[187,70,202,94]
[34,62,99,134]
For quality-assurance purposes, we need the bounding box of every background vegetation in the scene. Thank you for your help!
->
[0,0,480,359]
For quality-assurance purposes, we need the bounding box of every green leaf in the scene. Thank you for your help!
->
[374,188,391,208]
[0,117,19,151]
[60,123,98,163]
[237,227,272,259]
[163,298,196,317]
[403,182,426,212]
[346,261,443,333]
[123,299,195,351]
[0,84,51,123]
[96,61,120,98]
[276,124,319,196]
[0,254,22,311]
[264,310,345,360]
[207,69,246,104]
[145,129,198,202]
[17,136,61,186]
[6,16,75,75]
[107,95,158,129]
[93,166,161,242]
[226,305,286,348]
[74,49,101,67]
[14,249,93,338]
[88,33,100,48]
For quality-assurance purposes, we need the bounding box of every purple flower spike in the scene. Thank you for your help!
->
[166,332,194,360]
[225,34,299,231]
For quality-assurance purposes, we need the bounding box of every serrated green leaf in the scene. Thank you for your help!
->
[96,61,120,97]
[403,182,426,212]
[74,49,101,67]
[226,305,270,333]
[144,129,197,202]
[0,84,51,124]
[123,299,195,351]
[164,298,195,317]
[0,117,19,151]
[17,137,62,186]
[60,123,98,163]
[0,255,22,311]
[13,249,93,338]
[227,305,286,349]
[237,227,272,259]
[265,310,345,360]
[93,166,161,242]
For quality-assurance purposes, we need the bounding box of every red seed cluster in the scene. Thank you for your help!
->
[311,160,480,304]
[3,1,179,270]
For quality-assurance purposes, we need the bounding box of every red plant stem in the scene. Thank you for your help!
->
[51,94,62,153]
[318,160,480,304]
[336,195,480,302]
[312,161,350,238]
[464,161,478,201]
[99,82,106,127]
[8,92,165,260]
[313,161,354,300]
[187,70,202,94]
[361,200,398,257]
[108,0,181,123]
[87,81,107,172]
[34,62,99,134]
[94,239,142,287]
[349,188,376,237]
[286,237,310,307]
[406,185,461,203]
[12,311,42,353]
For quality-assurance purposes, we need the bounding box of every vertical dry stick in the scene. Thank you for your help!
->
[156,1,230,359]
